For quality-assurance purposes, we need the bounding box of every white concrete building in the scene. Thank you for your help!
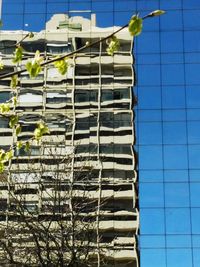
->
[0,14,139,266]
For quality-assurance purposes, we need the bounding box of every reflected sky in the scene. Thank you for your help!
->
[1,0,200,266]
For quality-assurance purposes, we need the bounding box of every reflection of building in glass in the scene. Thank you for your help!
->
[0,14,138,266]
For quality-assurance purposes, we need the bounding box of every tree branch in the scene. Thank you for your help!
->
[0,23,128,80]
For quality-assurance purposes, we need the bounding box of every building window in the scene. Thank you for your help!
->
[0,40,16,54]
[100,112,132,128]
[0,117,9,128]
[22,41,45,53]
[46,92,70,104]
[0,92,11,103]
[101,89,130,101]
[75,90,98,102]
[15,146,40,157]
[19,92,43,103]
[76,117,97,130]
[47,43,72,54]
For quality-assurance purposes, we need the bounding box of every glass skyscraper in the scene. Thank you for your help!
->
[135,1,200,266]
[1,0,200,266]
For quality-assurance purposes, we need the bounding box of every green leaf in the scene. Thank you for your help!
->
[106,36,120,56]
[53,57,68,75]
[0,20,3,28]
[12,46,23,64]
[10,75,18,89]
[24,141,30,152]
[0,103,10,113]
[16,141,23,149]
[9,115,19,128]
[15,124,21,136]
[128,15,143,37]
[5,150,13,161]
[26,50,43,78]
[26,61,42,78]
[34,122,50,141]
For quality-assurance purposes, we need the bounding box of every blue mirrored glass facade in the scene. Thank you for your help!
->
[1,0,200,266]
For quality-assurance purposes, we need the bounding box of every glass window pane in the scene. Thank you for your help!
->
[185,64,200,84]
[139,146,163,170]
[140,208,165,234]
[165,183,190,207]
[138,110,162,122]
[188,122,200,144]
[183,10,200,29]
[162,86,185,109]
[186,86,200,108]
[164,170,188,182]
[166,235,192,248]
[140,235,165,248]
[184,31,200,52]
[140,249,166,267]
[0,92,11,103]
[138,122,162,145]
[163,122,187,145]
[138,86,161,109]
[192,208,200,234]
[161,64,185,85]
[140,183,164,208]
[191,183,200,207]
[163,110,186,121]
[167,249,193,267]
[137,65,161,86]
[166,208,191,234]
[137,32,160,53]
[190,170,200,182]
[194,249,200,266]
[161,32,183,53]
[189,145,200,169]
[164,145,188,169]
[140,170,163,183]
[161,10,183,30]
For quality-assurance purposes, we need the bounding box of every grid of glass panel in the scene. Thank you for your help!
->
[135,0,200,266]
[1,0,200,266]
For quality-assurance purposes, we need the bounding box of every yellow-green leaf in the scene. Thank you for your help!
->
[34,122,50,140]
[16,141,23,149]
[0,103,10,113]
[10,75,18,89]
[106,36,120,56]
[15,124,21,136]
[9,115,19,128]
[5,150,13,161]
[53,57,68,75]
[128,15,143,37]
[24,141,30,152]
[26,50,43,78]
[12,46,23,64]
[26,61,42,78]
